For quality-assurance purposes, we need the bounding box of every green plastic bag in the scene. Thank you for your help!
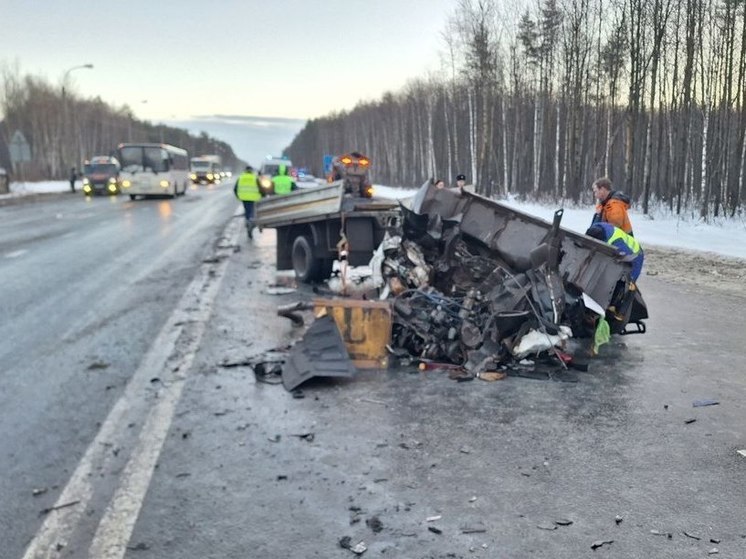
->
[593,317,611,354]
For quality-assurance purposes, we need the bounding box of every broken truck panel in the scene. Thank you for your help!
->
[313,299,392,369]
[282,315,357,392]
[411,184,630,310]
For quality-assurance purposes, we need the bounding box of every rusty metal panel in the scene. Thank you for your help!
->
[313,298,392,369]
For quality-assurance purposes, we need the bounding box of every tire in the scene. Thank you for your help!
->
[292,235,322,283]
[129,194,136,201]
[170,183,177,199]
[318,259,334,281]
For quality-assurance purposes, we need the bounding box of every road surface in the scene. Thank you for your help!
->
[2,188,746,558]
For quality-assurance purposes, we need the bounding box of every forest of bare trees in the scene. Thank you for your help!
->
[286,0,746,219]
[0,65,242,181]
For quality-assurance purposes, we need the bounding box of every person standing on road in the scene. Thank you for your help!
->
[272,164,296,196]
[234,165,261,239]
[69,167,78,193]
[590,177,634,236]
[586,222,644,282]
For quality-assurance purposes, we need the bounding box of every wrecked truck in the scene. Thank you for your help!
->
[372,182,648,375]
[266,181,648,388]
[254,152,399,283]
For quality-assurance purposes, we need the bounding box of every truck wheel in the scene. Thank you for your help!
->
[292,235,321,283]
[318,259,334,280]
[129,194,136,201]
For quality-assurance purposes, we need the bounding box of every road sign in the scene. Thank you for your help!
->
[9,130,31,163]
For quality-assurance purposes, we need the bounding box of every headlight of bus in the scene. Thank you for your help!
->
[260,178,272,188]
[190,173,197,180]
[160,180,169,188]
[83,178,90,185]
[122,180,131,188]
[207,173,213,180]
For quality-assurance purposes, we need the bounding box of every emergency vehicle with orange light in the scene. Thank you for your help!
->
[254,152,397,282]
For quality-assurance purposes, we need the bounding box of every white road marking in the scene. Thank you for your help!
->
[22,217,241,559]
[4,249,27,258]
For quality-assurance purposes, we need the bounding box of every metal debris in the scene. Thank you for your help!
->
[693,399,720,407]
[375,184,648,378]
[281,315,356,391]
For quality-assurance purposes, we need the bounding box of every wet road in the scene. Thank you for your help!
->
[131,236,746,558]
[0,185,237,558]
[4,190,746,558]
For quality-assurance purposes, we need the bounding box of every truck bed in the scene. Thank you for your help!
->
[254,182,399,229]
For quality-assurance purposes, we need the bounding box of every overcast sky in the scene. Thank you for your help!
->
[1,0,456,122]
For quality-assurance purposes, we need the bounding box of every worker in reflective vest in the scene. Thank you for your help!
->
[586,223,644,282]
[234,165,261,238]
[272,164,296,195]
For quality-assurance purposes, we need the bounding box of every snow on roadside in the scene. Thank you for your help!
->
[5,180,746,260]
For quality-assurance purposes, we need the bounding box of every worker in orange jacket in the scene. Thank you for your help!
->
[590,177,634,236]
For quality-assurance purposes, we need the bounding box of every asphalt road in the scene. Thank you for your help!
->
[0,184,238,558]
[3,188,746,558]
[127,232,746,558]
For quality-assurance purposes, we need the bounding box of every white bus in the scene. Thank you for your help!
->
[117,143,190,200]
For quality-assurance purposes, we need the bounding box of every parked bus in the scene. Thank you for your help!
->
[116,143,189,200]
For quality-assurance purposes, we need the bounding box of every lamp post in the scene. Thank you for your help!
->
[62,64,93,191]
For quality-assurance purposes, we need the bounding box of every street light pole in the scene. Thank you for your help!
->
[62,64,93,191]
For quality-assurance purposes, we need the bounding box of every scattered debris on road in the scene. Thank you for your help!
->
[693,399,720,407]
[39,499,80,516]
[254,182,649,391]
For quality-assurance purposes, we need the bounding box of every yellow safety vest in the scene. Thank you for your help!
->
[236,172,261,201]
[273,174,293,195]
[608,227,641,254]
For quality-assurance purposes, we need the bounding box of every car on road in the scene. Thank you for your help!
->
[82,156,121,196]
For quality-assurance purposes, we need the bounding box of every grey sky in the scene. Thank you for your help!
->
[1,0,457,122]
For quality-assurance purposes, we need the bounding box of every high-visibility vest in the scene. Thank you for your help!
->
[272,174,293,195]
[608,227,641,255]
[236,172,261,201]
